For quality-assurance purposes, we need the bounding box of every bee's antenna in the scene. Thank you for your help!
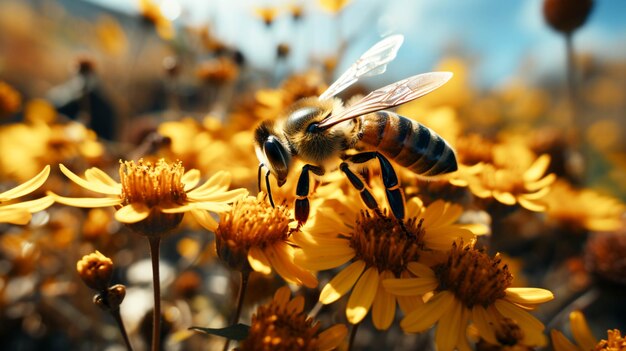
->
[265,169,276,208]
[257,163,264,192]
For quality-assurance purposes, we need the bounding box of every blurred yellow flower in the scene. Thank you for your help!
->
[95,15,128,56]
[318,0,352,14]
[0,165,53,225]
[139,0,174,40]
[293,194,476,329]
[24,99,56,124]
[238,286,347,351]
[551,310,625,351]
[384,242,554,350]
[253,6,280,26]
[544,180,625,232]
[48,160,247,235]
[215,193,317,288]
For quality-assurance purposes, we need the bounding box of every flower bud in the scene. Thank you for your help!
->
[77,250,113,292]
[543,0,593,34]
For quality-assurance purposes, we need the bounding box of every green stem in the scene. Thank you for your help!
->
[347,321,361,351]
[148,236,162,351]
[111,308,134,351]
[222,269,250,351]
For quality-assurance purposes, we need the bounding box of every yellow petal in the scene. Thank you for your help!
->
[319,260,366,304]
[383,277,438,296]
[317,324,348,351]
[114,203,150,223]
[520,185,551,200]
[570,310,597,351]
[517,197,547,212]
[186,171,231,197]
[295,250,354,271]
[0,165,50,200]
[372,270,396,330]
[84,167,120,188]
[48,192,122,208]
[526,173,556,192]
[471,306,498,344]
[406,197,424,216]
[505,288,554,305]
[550,330,579,351]
[191,202,232,213]
[266,243,318,288]
[59,164,120,195]
[0,208,32,225]
[493,191,517,205]
[190,208,218,231]
[435,300,464,351]
[494,299,545,331]
[346,266,379,324]
[422,200,445,227]
[407,262,436,278]
[182,169,201,191]
[273,286,291,306]
[397,295,423,315]
[523,154,551,182]
[400,291,454,333]
[187,188,248,203]
[287,295,305,314]
[248,246,272,274]
[0,196,54,213]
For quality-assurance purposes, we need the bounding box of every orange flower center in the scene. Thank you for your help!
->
[215,195,291,270]
[433,243,512,308]
[119,159,187,208]
[350,210,425,275]
[594,329,626,351]
[239,297,321,351]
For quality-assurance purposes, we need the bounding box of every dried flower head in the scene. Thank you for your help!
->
[584,230,626,286]
[76,250,113,291]
[551,310,626,351]
[215,193,317,287]
[543,0,593,34]
[196,57,239,85]
[238,286,347,351]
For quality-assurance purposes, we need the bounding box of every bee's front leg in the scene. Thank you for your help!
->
[295,164,325,225]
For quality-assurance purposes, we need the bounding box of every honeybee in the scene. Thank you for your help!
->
[254,34,457,225]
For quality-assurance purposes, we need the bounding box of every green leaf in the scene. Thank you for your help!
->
[189,323,250,341]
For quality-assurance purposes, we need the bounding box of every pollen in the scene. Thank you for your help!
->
[433,242,512,308]
[349,210,425,275]
[119,159,187,208]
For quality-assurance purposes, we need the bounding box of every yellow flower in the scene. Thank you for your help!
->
[139,0,174,40]
[384,242,554,350]
[238,286,347,351]
[453,154,556,212]
[48,159,247,235]
[544,180,625,232]
[0,81,21,118]
[95,15,128,56]
[76,250,113,291]
[253,6,280,26]
[293,194,476,329]
[0,165,53,225]
[215,193,317,288]
[551,310,625,351]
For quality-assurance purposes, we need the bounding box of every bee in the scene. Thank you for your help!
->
[254,34,457,225]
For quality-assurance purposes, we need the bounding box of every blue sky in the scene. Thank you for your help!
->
[88,0,626,87]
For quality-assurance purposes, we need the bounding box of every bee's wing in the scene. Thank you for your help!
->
[317,72,453,129]
[318,34,404,101]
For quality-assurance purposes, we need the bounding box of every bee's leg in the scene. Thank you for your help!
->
[339,162,380,212]
[344,152,405,220]
[295,164,325,225]
[257,163,264,192]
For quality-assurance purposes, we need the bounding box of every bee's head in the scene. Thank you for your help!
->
[254,120,292,187]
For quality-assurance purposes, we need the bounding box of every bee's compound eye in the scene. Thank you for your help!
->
[263,137,290,177]
[306,122,320,133]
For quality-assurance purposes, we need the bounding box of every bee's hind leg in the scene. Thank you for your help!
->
[343,152,406,221]
[295,164,325,225]
[339,162,380,213]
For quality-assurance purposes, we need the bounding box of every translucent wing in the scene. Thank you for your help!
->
[317,72,453,129]
[318,34,404,101]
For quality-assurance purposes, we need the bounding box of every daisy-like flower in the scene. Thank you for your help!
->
[0,165,53,225]
[215,193,317,288]
[452,154,556,212]
[238,286,347,351]
[293,194,476,329]
[551,310,625,351]
[384,242,554,351]
[48,159,247,236]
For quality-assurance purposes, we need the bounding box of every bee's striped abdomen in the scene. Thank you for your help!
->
[356,111,457,176]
